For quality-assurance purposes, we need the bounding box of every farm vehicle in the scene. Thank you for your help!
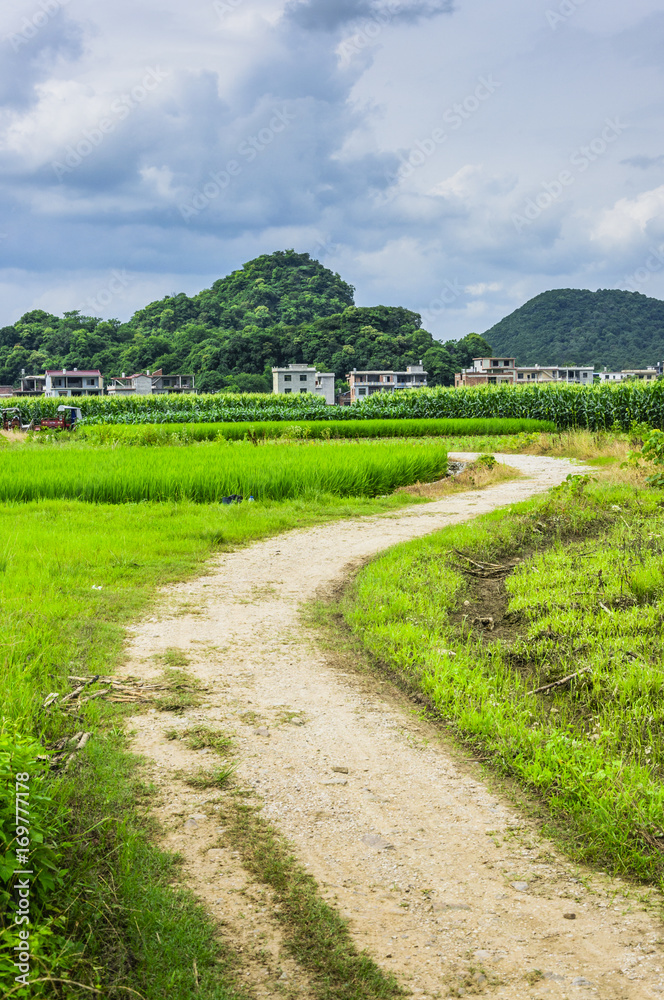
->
[38,405,82,431]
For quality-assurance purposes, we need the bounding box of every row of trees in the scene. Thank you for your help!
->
[0,251,491,391]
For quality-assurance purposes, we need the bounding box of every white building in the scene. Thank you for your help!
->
[107,373,154,396]
[346,363,427,403]
[44,369,103,396]
[455,358,595,387]
[272,364,335,405]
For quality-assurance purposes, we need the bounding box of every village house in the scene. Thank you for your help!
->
[150,369,196,393]
[44,369,103,396]
[272,364,336,405]
[107,372,155,396]
[455,358,595,387]
[346,362,427,404]
[620,368,660,381]
[107,369,195,395]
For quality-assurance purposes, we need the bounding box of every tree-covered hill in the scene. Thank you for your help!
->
[0,250,490,391]
[483,288,664,370]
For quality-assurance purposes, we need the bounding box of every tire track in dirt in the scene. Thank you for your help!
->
[122,455,664,999]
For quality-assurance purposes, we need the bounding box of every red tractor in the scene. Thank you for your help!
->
[39,405,82,431]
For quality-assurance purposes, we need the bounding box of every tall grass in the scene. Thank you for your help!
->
[0,439,447,503]
[77,416,554,446]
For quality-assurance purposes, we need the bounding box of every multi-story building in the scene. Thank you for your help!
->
[44,369,103,397]
[455,358,594,387]
[620,368,659,381]
[107,373,154,396]
[107,370,195,395]
[15,374,47,395]
[346,363,427,404]
[272,364,335,405]
[151,369,196,393]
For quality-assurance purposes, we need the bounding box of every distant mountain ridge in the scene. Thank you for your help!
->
[481,288,664,371]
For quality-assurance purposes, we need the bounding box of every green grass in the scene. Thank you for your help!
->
[0,477,427,997]
[341,475,664,884]
[0,491,423,728]
[78,417,554,445]
[0,438,447,503]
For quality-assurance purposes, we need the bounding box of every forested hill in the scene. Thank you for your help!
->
[483,288,664,370]
[0,250,490,391]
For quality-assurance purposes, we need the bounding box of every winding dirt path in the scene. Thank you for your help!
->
[123,455,664,999]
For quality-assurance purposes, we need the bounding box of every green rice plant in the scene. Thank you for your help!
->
[0,438,447,504]
[78,416,555,445]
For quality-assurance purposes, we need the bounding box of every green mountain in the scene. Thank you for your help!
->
[482,288,664,370]
[0,250,490,391]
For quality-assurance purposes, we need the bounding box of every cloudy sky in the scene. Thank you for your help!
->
[1,0,663,339]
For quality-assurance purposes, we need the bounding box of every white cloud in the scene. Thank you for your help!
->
[592,185,664,245]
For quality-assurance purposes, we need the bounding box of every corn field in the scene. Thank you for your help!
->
[4,381,663,429]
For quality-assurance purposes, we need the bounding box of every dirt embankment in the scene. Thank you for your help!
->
[121,455,664,999]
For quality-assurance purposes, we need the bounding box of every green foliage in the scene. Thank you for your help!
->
[483,287,664,369]
[344,480,664,882]
[0,250,484,389]
[0,438,447,503]
[77,417,554,445]
[641,428,664,487]
[0,725,72,993]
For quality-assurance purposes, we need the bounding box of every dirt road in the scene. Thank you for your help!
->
[123,455,664,999]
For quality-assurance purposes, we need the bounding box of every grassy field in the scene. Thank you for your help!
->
[341,470,664,884]
[0,433,440,998]
[0,437,447,503]
[77,416,554,445]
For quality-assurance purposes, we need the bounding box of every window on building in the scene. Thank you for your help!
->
[300,388,307,393]
[284,374,291,382]
[300,374,308,381]
[284,388,292,394]
[518,373,524,379]
[358,388,366,395]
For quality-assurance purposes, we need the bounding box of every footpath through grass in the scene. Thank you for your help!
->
[0,436,430,998]
[342,471,664,885]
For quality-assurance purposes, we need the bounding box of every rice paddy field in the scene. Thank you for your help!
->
[77,416,554,445]
[0,437,448,503]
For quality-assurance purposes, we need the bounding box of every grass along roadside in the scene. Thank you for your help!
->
[338,471,664,886]
[1,490,428,998]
